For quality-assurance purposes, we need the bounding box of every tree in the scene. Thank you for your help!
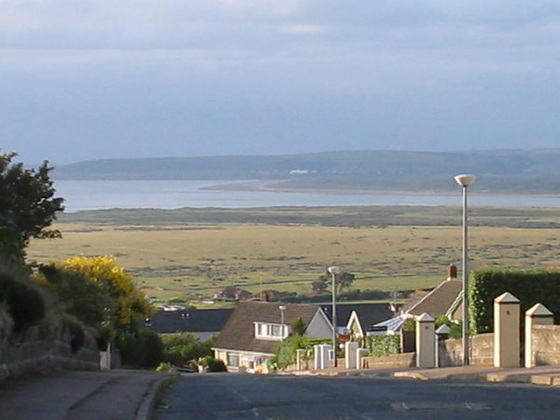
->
[312,270,356,294]
[291,317,306,336]
[0,152,64,259]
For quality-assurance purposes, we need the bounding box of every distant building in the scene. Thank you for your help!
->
[213,286,252,301]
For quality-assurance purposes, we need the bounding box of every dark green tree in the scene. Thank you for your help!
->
[0,152,64,259]
[313,270,356,294]
[291,317,306,336]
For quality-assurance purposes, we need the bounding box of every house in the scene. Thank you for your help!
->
[213,301,332,372]
[144,308,233,341]
[213,286,252,301]
[374,264,463,334]
[320,303,396,346]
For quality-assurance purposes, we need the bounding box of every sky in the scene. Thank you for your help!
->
[1,1,560,165]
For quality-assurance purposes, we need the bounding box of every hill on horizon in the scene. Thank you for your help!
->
[53,149,560,194]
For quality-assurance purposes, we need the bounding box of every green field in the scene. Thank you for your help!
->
[27,206,560,306]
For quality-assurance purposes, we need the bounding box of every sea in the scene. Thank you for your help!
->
[53,180,560,212]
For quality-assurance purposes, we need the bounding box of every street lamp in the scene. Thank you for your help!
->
[454,174,476,366]
[279,305,287,339]
[328,265,341,367]
[279,305,286,324]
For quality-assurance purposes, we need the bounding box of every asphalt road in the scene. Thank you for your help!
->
[154,373,560,420]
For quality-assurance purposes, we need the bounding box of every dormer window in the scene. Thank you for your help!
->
[254,322,289,340]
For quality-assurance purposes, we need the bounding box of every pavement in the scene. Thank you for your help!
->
[2,365,560,420]
[0,369,175,420]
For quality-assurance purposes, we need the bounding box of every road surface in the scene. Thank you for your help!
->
[154,373,560,419]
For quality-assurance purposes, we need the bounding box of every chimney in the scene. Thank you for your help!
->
[448,264,457,280]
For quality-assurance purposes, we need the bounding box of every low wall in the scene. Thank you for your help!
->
[362,352,415,369]
[532,325,560,366]
[0,328,100,382]
[438,333,494,367]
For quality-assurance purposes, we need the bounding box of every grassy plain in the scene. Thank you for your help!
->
[26,205,560,307]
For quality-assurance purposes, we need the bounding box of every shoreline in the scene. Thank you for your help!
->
[200,179,560,198]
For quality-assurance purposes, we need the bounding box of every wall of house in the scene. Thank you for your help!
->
[532,324,560,366]
[213,348,272,373]
[438,333,494,367]
[305,311,332,339]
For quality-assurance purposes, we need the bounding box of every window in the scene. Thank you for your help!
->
[254,322,288,340]
[227,353,240,367]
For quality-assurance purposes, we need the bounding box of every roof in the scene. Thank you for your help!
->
[406,278,463,318]
[320,303,395,329]
[145,308,233,335]
[213,301,322,355]
[399,290,430,313]
[375,316,407,333]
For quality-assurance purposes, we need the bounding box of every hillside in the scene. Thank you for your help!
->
[53,149,560,194]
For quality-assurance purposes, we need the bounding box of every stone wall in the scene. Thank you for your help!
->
[362,352,415,369]
[438,333,494,367]
[532,324,560,366]
[0,327,100,382]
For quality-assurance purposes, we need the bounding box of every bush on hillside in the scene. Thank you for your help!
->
[61,313,86,352]
[0,274,45,333]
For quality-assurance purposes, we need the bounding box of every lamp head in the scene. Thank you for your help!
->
[327,266,341,275]
[454,174,476,188]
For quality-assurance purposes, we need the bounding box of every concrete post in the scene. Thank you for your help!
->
[356,348,368,369]
[525,303,553,368]
[345,341,358,369]
[494,292,521,368]
[435,324,451,368]
[416,313,435,368]
[296,349,306,371]
[313,344,333,370]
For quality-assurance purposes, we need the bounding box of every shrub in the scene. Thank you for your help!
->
[0,274,45,333]
[206,357,227,372]
[367,335,401,357]
[156,362,173,372]
[271,336,331,369]
[161,333,213,366]
[434,315,462,339]
[117,329,164,368]
[61,313,86,352]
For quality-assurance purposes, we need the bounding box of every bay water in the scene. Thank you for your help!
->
[53,180,560,212]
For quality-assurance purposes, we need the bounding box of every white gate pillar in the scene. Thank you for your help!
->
[416,313,435,368]
[525,303,553,368]
[494,292,521,368]
[345,341,359,369]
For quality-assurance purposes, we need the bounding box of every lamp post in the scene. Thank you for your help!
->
[328,265,341,367]
[279,305,287,339]
[454,174,476,366]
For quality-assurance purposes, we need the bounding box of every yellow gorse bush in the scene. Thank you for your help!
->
[62,255,153,327]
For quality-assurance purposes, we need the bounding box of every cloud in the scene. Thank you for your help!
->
[1,1,560,164]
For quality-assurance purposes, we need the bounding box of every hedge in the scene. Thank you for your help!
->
[469,269,560,334]
[366,335,401,357]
